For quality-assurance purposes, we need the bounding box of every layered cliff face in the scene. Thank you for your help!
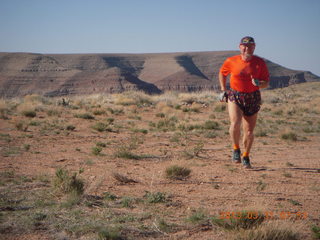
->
[0,52,319,97]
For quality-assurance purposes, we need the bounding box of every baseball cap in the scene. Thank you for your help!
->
[240,36,255,44]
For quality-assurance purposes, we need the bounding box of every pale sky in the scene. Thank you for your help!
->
[1,0,320,76]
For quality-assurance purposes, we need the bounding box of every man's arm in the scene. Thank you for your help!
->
[259,80,269,89]
[219,72,227,91]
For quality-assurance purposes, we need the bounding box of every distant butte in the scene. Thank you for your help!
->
[0,51,319,97]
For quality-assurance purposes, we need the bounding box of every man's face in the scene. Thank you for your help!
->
[239,43,255,56]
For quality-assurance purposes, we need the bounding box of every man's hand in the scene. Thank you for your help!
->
[252,78,260,86]
[218,91,228,102]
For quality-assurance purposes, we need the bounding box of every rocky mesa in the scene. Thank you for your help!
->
[0,51,319,97]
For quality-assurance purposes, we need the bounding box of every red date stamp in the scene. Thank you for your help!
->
[219,211,308,220]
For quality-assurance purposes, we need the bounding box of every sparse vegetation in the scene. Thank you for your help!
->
[211,210,265,230]
[74,113,95,119]
[144,191,167,204]
[1,83,319,239]
[281,132,298,141]
[311,225,320,239]
[233,221,299,240]
[54,168,84,196]
[165,165,191,180]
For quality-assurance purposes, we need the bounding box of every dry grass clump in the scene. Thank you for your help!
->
[178,91,216,106]
[112,172,138,184]
[17,102,37,117]
[113,91,154,107]
[152,91,180,106]
[0,99,10,119]
[53,168,84,196]
[165,165,191,180]
[232,220,300,240]
[211,210,265,230]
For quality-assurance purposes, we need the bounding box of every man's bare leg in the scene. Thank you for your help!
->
[242,113,258,155]
[228,101,243,147]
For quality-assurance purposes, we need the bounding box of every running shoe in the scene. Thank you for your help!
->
[232,149,241,163]
[242,156,252,169]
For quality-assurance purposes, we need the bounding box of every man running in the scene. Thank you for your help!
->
[218,36,269,168]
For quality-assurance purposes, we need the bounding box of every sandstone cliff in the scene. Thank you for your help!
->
[0,51,319,97]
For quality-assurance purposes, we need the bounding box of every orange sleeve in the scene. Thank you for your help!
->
[259,60,270,82]
[220,58,231,77]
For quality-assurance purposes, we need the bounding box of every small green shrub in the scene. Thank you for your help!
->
[281,132,297,141]
[91,122,109,132]
[214,104,226,112]
[165,165,191,180]
[15,121,29,131]
[156,113,165,118]
[234,222,299,240]
[204,120,220,130]
[96,142,107,148]
[144,191,167,203]
[22,110,36,118]
[98,228,122,240]
[92,146,102,156]
[312,225,320,239]
[54,168,84,196]
[256,180,267,191]
[103,192,117,201]
[66,125,76,131]
[74,113,95,119]
[114,147,142,160]
[186,209,208,224]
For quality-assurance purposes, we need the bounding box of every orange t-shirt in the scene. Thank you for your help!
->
[220,55,269,93]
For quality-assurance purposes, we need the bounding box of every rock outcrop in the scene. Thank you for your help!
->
[0,51,319,97]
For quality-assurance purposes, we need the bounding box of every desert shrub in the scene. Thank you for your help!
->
[156,112,165,118]
[233,221,299,240]
[120,196,134,208]
[186,209,208,224]
[107,107,124,115]
[214,104,226,112]
[183,142,204,159]
[98,228,122,240]
[96,142,107,148]
[112,173,137,184]
[204,130,217,138]
[114,146,143,160]
[204,120,220,130]
[131,128,148,134]
[74,113,95,119]
[281,132,298,141]
[114,91,154,107]
[256,180,267,191]
[155,218,175,233]
[255,128,268,137]
[93,109,106,115]
[156,117,178,131]
[22,110,37,118]
[312,225,320,239]
[92,146,103,156]
[23,144,31,151]
[165,165,191,180]
[14,120,29,131]
[144,191,167,203]
[23,94,43,103]
[91,122,109,132]
[66,125,76,131]
[54,168,84,196]
[0,100,10,119]
[103,192,117,201]
[47,109,61,117]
